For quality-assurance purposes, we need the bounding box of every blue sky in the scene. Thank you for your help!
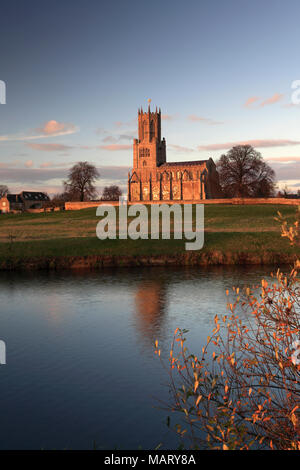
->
[0,0,300,195]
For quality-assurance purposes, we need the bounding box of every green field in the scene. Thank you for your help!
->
[0,204,299,267]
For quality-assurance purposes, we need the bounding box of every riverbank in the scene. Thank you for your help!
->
[0,204,299,270]
[0,233,299,271]
[0,252,298,271]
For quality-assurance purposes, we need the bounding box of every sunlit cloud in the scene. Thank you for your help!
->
[243,93,284,108]
[26,143,74,152]
[260,93,284,107]
[265,156,300,162]
[35,120,77,136]
[188,115,223,125]
[161,114,177,121]
[244,96,260,108]
[197,139,300,151]
[0,120,79,142]
[39,162,74,169]
[98,144,132,151]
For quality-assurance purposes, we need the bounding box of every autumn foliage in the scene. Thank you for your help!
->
[155,211,300,450]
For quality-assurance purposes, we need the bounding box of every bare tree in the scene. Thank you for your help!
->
[63,162,100,201]
[101,185,122,201]
[0,185,9,198]
[217,145,275,198]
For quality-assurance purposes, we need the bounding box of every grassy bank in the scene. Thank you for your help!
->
[0,204,299,270]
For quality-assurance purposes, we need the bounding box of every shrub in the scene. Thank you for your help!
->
[155,212,300,450]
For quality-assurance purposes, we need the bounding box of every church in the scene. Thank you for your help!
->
[128,105,223,202]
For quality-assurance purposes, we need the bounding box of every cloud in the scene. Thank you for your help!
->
[118,133,135,141]
[282,102,300,108]
[98,144,131,151]
[95,127,109,135]
[26,143,73,152]
[188,115,223,125]
[169,144,194,153]
[265,156,300,162]
[0,164,130,185]
[162,114,176,121]
[36,120,77,136]
[102,135,118,143]
[197,139,300,151]
[113,118,136,129]
[39,162,73,169]
[25,160,33,168]
[243,93,284,108]
[244,96,260,108]
[269,160,300,182]
[260,93,284,107]
[0,120,79,142]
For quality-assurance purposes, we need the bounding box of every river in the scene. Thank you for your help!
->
[0,265,281,449]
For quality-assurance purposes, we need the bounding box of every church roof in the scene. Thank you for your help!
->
[160,160,209,167]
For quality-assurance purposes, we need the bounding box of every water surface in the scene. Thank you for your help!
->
[0,265,279,449]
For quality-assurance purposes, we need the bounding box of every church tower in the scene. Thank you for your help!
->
[133,105,166,170]
[128,104,223,202]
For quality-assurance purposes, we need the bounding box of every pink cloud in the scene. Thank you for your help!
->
[197,139,300,151]
[265,156,300,162]
[26,143,73,152]
[39,162,74,169]
[98,144,131,151]
[161,114,176,121]
[244,96,260,108]
[36,120,78,136]
[0,120,78,142]
[260,93,284,107]
[188,115,223,125]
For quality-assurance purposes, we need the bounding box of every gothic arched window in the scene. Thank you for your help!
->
[183,170,190,181]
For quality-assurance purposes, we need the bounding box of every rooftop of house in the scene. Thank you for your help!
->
[6,194,22,203]
[20,191,50,201]
[5,192,50,203]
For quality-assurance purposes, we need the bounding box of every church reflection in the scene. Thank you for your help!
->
[134,278,168,344]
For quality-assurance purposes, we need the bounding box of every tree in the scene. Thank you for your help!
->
[101,185,122,201]
[217,145,275,198]
[63,162,100,201]
[282,185,291,198]
[0,185,9,198]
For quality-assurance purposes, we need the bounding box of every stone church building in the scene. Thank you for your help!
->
[128,106,223,202]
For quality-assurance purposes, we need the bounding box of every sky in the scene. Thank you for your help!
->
[0,0,300,195]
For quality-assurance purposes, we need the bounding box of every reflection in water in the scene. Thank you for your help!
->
[134,280,167,343]
[0,265,285,450]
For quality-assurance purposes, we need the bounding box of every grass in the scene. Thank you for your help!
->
[0,204,299,265]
